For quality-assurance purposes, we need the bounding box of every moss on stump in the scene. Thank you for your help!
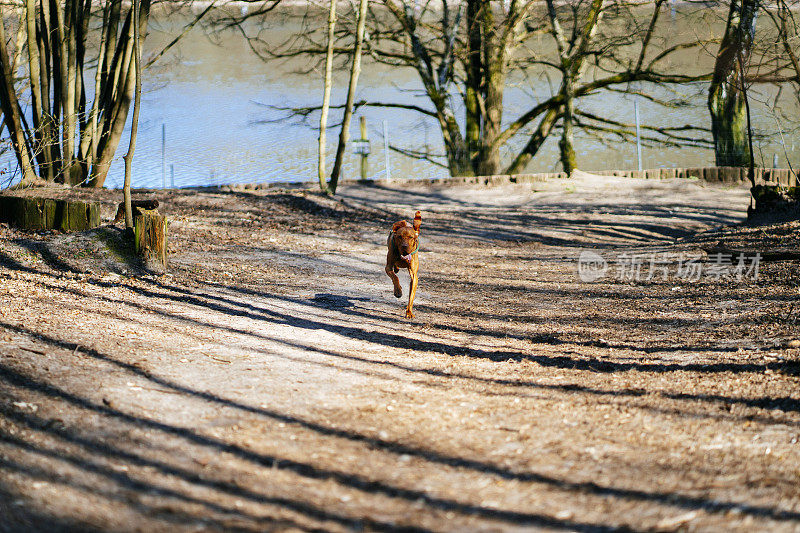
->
[749,184,800,220]
[0,196,100,232]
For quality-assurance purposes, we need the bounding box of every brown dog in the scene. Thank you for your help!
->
[385,211,421,318]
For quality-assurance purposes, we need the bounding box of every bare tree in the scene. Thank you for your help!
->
[240,1,717,176]
[0,1,212,188]
[708,0,759,168]
[765,0,800,176]
[545,0,608,174]
[0,7,37,185]
[706,0,800,169]
[317,0,337,194]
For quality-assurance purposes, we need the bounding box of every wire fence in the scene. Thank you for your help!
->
[1,84,798,190]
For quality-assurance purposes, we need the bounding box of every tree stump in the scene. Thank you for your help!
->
[113,199,159,224]
[0,195,100,231]
[749,184,800,219]
[134,210,168,272]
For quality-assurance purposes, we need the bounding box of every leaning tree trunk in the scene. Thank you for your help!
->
[0,6,37,185]
[92,11,136,188]
[505,107,561,174]
[122,0,142,230]
[708,0,758,168]
[329,0,368,194]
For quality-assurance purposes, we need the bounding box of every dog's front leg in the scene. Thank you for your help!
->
[406,263,418,319]
[386,263,403,298]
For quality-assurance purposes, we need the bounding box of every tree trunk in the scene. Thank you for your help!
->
[476,1,505,176]
[559,72,577,174]
[740,51,756,188]
[90,0,151,188]
[464,0,483,173]
[317,0,336,194]
[26,0,48,178]
[122,0,143,230]
[122,5,142,221]
[37,0,59,181]
[0,7,37,185]
[80,2,110,170]
[708,0,758,167]
[90,13,136,187]
[329,0,368,194]
[63,0,79,182]
[546,0,604,176]
[52,0,73,181]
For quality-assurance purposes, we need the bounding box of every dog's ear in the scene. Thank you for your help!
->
[392,220,409,232]
[412,211,422,235]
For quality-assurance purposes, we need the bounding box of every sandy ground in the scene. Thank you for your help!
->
[0,174,799,532]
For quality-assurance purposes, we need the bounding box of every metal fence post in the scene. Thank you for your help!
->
[635,100,642,171]
[383,120,391,180]
[161,123,166,188]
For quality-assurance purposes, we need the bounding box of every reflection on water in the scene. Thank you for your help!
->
[1,11,798,189]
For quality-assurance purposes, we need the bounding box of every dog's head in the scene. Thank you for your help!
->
[392,211,421,259]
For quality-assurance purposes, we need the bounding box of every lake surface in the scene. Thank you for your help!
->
[2,8,798,189]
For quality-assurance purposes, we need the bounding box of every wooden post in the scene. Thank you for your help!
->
[634,99,642,171]
[134,210,167,272]
[383,119,391,180]
[360,116,368,181]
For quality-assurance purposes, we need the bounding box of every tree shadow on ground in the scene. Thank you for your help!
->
[5,226,142,276]
[179,184,742,248]
[2,321,799,529]
[0,363,625,532]
[336,184,746,245]
[130,279,794,376]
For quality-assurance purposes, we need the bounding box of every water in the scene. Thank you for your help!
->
[95,18,457,189]
[2,8,798,189]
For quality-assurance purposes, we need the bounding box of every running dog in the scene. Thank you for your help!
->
[385,211,421,318]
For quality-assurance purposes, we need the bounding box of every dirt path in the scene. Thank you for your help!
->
[1,175,799,532]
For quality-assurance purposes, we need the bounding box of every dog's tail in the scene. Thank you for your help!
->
[413,211,422,234]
